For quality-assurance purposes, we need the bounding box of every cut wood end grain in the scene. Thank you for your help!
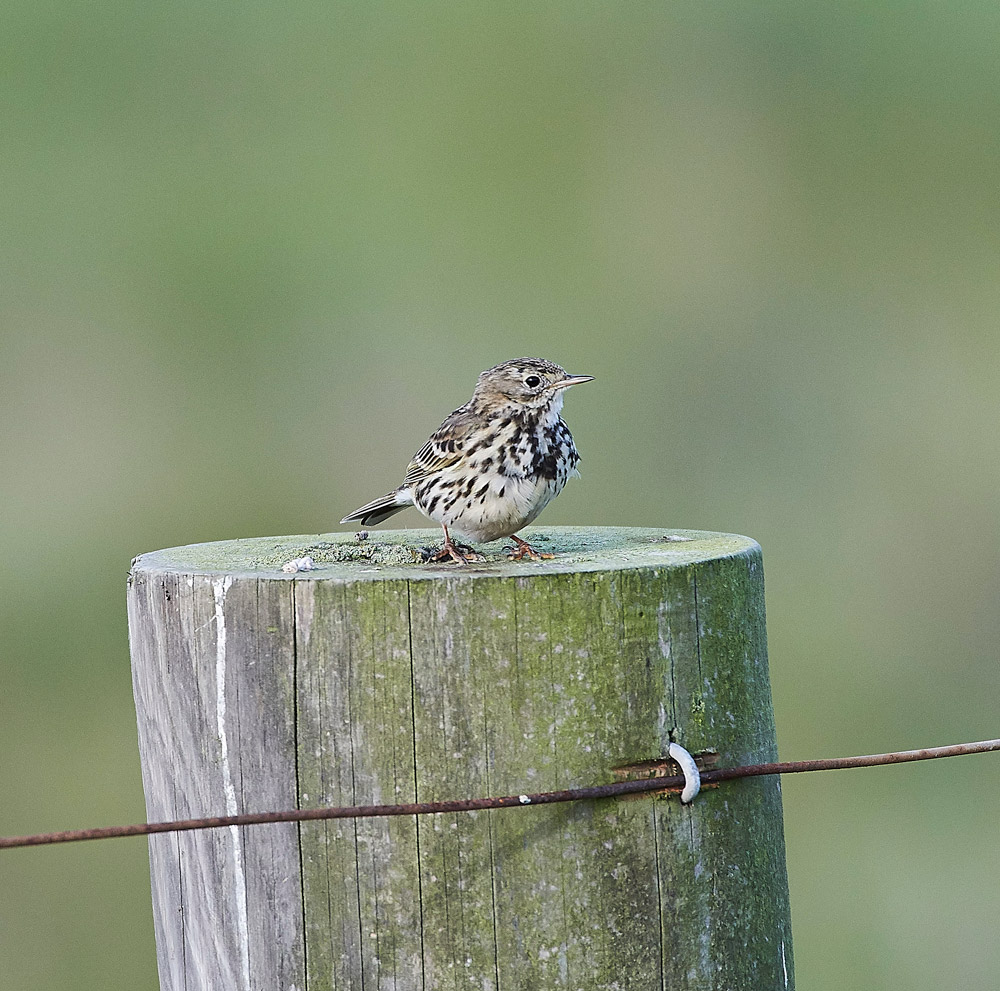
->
[128,525,761,583]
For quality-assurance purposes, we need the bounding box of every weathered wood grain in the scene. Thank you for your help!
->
[128,526,793,990]
[128,573,304,991]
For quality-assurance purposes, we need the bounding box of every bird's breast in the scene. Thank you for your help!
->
[409,405,580,542]
[473,410,577,480]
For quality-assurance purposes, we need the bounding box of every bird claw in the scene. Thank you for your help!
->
[506,540,554,562]
[427,541,482,565]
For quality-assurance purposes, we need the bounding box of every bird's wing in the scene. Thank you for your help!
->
[402,407,479,487]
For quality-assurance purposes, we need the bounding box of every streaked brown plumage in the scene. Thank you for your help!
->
[340,358,593,562]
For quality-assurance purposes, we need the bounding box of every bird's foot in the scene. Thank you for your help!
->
[427,539,482,565]
[506,536,554,561]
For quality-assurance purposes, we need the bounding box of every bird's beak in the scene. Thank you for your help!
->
[551,374,595,390]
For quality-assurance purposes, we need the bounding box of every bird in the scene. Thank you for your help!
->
[340,357,593,563]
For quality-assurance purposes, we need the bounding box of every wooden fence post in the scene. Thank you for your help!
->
[128,526,793,990]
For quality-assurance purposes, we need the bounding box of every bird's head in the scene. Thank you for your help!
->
[473,358,594,414]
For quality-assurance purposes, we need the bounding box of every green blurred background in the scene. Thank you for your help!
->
[2,2,999,988]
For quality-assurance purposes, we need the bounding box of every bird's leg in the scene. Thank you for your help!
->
[429,524,482,564]
[506,534,554,561]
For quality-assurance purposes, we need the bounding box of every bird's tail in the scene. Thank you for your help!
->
[340,488,414,527]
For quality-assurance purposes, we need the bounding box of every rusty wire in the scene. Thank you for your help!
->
[2,738,997,852]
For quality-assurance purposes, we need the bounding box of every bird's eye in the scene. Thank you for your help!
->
[525,375,541,388]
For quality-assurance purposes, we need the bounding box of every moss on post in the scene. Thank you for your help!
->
[128,526,793,990]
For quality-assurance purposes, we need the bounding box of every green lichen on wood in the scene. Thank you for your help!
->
[294,577,422,987]
[132,525,759,580]
[130,527,793,991]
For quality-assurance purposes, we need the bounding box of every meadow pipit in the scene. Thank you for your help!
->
[341,357,593,563]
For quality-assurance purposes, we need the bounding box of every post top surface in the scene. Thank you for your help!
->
[130,527,761,582]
